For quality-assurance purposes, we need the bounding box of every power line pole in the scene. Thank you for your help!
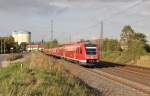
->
[0,40,1,54]
[51,20,53,41]
[100,20,103,59]
[69,33,71,43]
[1,40,2,54]
[4,40,5,54]
[100,21,103,40]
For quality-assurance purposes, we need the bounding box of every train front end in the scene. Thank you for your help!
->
[83,43,100,66]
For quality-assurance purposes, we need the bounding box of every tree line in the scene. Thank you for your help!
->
[0,36,28,54]
[0,36,17,54]
[101,25,149,52]
[100,25,150,63]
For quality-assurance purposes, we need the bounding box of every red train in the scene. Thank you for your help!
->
[43,41,100,66]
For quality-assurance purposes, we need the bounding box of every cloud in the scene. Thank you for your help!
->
[0,0,149,24]
[0,0,140,14]
[0,0,64,16]
[0,0,150,42]
[49,1,71,8]
[141,11,150,16]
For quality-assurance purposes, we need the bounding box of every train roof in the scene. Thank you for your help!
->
[58,41,96,47]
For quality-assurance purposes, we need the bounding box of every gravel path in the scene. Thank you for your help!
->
[99,68,150,86]
[0,54,7,67]
[60,60,149,96]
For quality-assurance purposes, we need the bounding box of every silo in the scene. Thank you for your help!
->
[12,30,31,45]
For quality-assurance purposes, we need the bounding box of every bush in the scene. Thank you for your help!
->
[6,54,23,61]
[115,40,147,63]
[101,51,121,62]
[101,40,148,64]
[0,52,98,96]
[145,44,150,52]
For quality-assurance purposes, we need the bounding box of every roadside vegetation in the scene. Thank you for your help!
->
[0,36,28,54]
[0,52,99,96]
[6,53,23,61]
[44,39,58,48]
[100,25,150,66]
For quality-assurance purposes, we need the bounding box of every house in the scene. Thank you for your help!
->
[26,44,45,51]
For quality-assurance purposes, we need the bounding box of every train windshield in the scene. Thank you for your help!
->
[85,44,96,55]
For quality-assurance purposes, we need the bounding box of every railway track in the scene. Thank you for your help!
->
[94,65,150,94]
[122,66,150,75]
[112,67,150,79]
[47,55,150,96]
[60,60,150,96]
[92,68,150,95]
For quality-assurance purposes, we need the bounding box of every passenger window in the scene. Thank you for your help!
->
[80,48,82,54]
[76,48,78,53]
[77,48,80,54]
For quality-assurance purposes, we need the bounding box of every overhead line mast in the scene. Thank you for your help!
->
[1,39,2,54]
[4,40,5,54]
[51,20,53,41]
[69,33,71,43]
[97,1,144,59]
[100,21,103,59]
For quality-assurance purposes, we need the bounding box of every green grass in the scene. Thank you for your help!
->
[0,52,98,96]
[101,50,149,64]
[101,51,121,62]
[148,53,150,56]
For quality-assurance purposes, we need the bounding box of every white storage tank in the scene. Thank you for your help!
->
[12,30,31,45]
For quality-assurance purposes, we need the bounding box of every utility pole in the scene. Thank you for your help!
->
[100,21,103,40]
[1,40,2,54]
[69,33,71,43]
[100,20,103,59]
[4,40,5,54]
[51,20,53,41]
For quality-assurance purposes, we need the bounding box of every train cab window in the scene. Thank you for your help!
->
[86,48,96,55]
[85,44,96,55]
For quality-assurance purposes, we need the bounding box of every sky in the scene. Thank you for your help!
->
[0,0,150,43]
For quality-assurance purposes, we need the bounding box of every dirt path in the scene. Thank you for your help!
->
[59,60,149,96]
[0,54,8,67]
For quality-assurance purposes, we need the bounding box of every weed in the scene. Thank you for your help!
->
[0,52,99,96]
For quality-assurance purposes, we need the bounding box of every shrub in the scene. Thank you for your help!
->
[6,54,23,61]
[115,40,147,63]
[0,52,98,96]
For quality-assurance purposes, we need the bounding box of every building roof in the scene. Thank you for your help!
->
[12,31,31,35]
[26,44,45,48]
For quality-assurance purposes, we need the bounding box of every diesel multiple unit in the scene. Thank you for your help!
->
[43,41,100,66]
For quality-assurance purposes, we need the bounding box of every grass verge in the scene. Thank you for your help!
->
[0,52,99,96]
[6,53,23,61]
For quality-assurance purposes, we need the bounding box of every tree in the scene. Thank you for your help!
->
[20,42,28,52]
[133,33,147,43]
[102,39,121,52]
[0,36,18,53]
[46,39,58,48]
[122,39,147,63]
[118,25,149,63]
[80,39,85,42]
[120,25,135,50]
[145,44,150,52]
[121,25,134,34]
